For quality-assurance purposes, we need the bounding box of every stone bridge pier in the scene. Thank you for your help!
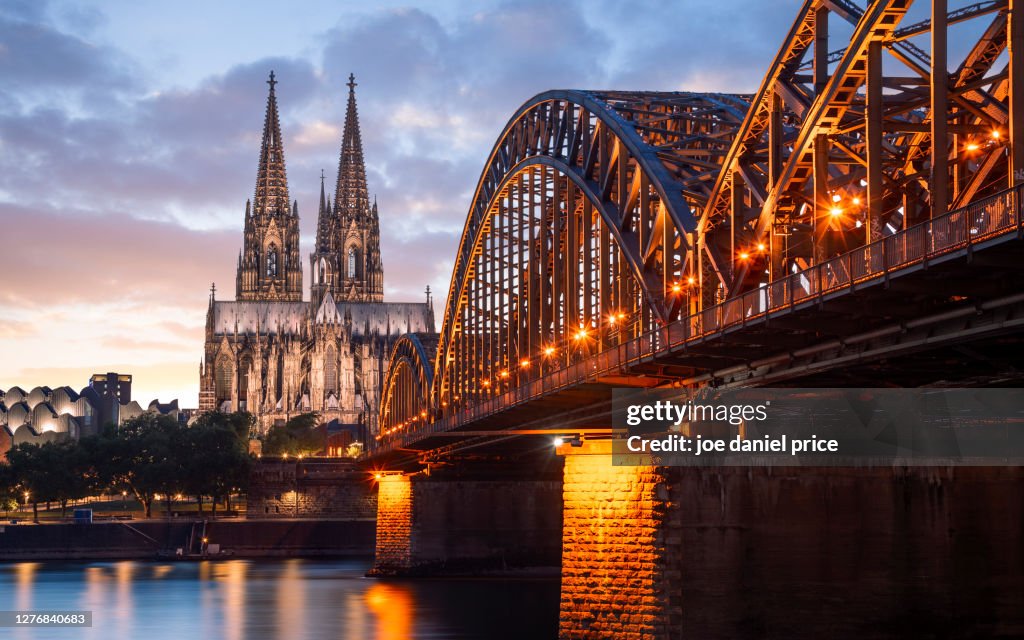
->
[370,457,563,576]
[556,439,1024,639]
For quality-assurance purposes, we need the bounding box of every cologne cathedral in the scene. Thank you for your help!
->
[199,72,435,438]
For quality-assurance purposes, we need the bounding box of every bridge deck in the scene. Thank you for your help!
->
[373,185,1024,461]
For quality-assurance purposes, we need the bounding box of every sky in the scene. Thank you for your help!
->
[0,0,964,405]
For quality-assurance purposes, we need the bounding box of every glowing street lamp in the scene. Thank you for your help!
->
[543,346,557,358]
[829,207,843,218]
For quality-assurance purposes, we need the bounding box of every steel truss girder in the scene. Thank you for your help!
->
[432,90,749,412]
[701,0,1012,299]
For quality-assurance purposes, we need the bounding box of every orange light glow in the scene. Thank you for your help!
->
[851,196,861,206]
[499,370,509,378]
[756,243,766,252]
[832,194,842,203]
[991,130,1001,140]
[739,251,750,260]
[965,142,980,152]
[482,380,491,388]
[543,346,556,357]
[687,276,696,285]
[671,282,682,293]
[829,207,842,217]
[520,358,530,368]
[575,328,588,341]
[365,582,413,640]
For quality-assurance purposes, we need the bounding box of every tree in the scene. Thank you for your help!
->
[191,410,256,444]
[89,414,181,518]
[0,462,18,517]
[179,421,251,517]
[7,441,66,521]
[262,412,322,456]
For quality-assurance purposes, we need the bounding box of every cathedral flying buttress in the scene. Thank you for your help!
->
[199,72,435,440]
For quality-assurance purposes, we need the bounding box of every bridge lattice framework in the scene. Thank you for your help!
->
[377,0,1023,453]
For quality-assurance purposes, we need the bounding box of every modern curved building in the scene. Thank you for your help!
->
[0,372,181,459]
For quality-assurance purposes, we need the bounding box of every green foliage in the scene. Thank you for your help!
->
[178,420,252,511]
[262,412,323,456]
[191,410,255,443]
[5,410,256,519]
[0,462,19,513]
[7,438,93,519]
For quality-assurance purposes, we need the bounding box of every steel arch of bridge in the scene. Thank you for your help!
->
[377,0,1023,448]
[380,333,437,433]
[429,90,750,419]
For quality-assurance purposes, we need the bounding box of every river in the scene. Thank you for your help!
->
[0,559,560,639]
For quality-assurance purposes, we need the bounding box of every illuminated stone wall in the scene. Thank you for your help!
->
[372,475,413,573]
[558,439,675,638]
[246,460,376,519]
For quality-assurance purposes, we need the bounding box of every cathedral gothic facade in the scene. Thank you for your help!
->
[199,72,435,438]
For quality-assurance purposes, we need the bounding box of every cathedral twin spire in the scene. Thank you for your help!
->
[312,72,384,305]
[335,74,371,222]
[237,70,384,305]
[236,71,302,302]
[254,71,291,217]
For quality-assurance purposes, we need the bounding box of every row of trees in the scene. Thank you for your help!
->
[2,411,255,520]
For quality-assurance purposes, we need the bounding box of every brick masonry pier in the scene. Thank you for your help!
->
[555,440,1024,639]
[370,460,563,576]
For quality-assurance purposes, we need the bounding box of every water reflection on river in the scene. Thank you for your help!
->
[0,559,559,639]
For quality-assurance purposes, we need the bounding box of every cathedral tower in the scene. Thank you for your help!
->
[236,71,303,302]
[313,74,384,304]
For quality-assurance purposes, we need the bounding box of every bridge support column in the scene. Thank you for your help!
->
[557,440,678,639]
[370,462,563,576]
[559,441,1024,638]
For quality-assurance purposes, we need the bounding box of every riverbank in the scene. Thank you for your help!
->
[0,518,375,561]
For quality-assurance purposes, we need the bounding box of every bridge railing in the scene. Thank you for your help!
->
[376,184,1022,451]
